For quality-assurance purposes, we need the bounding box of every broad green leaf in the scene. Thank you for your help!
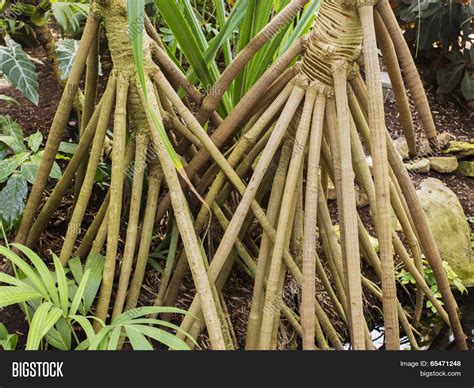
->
[26,131,42,153]
[0,174,28,230]
[0,143,8,161]
[0,152,29,183]
[56,39,80,81]
[0,115,25,154]
[0,37,39,105]
[58,141,77,154]
[26,302,63,350]
[21,152,61,184]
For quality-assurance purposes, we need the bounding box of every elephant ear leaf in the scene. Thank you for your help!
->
[0,37,39,105]
[56,39,80,81]
[0,173,28,230]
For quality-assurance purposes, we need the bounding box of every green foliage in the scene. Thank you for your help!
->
[396,0,473,102]
[151,0,319,110]
[0,115,61,232]
[397,259,467,314]
[56,38,80,80]
[0,36,39,105]
[0,244,194,350]
[0,322,18,350]
[50,1,89,37]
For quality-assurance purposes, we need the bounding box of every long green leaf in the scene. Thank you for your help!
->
[69,269,90,316]
[52,253,69,314]
[0,285,42,308]
[113,306,188,325]
[12,244,60,307]
[125,326,154,350]
[26,302,63,350]
[129,324,190,350]
[154,0,214,88]
[0,245,48,299]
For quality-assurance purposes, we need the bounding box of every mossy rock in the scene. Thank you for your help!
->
[417,178,474,287]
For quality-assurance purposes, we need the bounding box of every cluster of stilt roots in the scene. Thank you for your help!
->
[13,0,467,350]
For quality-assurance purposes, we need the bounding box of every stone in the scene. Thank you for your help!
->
[417,178,474,287]
[405,158,430,174]
[393,137,409,160]
[458,160,474,177]
[445,141,474,155]
[437,132,456,149]
[429,157,458,174]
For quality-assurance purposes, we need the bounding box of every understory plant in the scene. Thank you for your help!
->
[0,115,61,232]
[395,0,473,104]
[0,0,90,103]
[0,244,194,350]
[9,0,468,352]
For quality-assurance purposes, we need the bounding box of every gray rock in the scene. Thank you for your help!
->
[417,178,474,287]
[429,157,458,174]
[393,137,410,160]
[405,158,430,174]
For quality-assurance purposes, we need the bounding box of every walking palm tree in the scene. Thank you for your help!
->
[14,0,466,350]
